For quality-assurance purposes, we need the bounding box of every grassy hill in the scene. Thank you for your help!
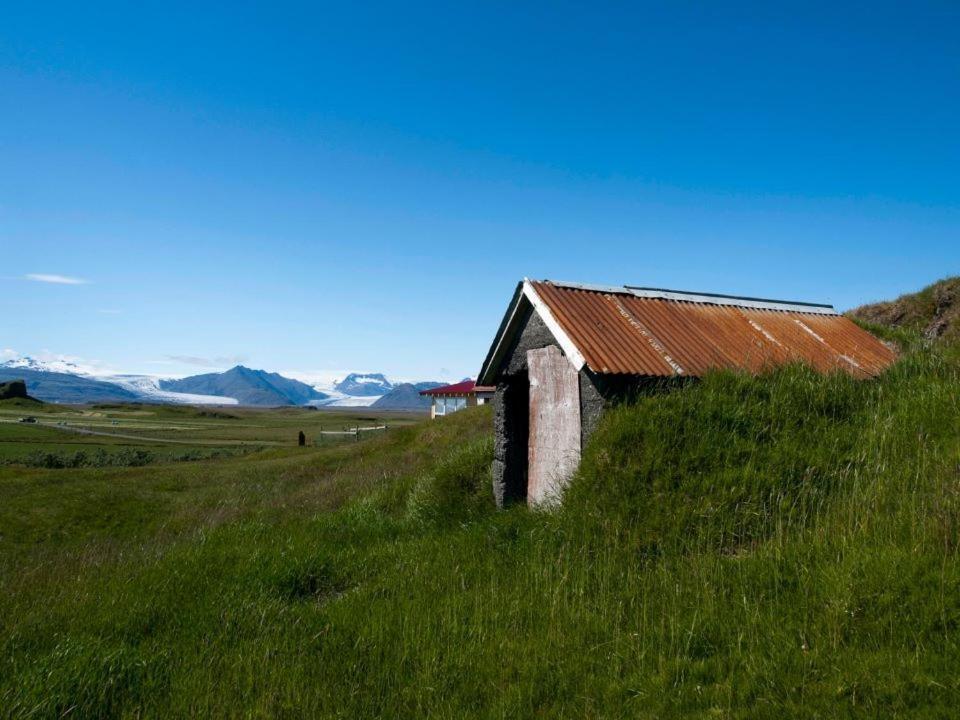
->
[849,276,960,343]
[0,396,45,411]
[2,335,959,716]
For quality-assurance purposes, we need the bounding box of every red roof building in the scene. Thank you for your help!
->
[420,380,495,419]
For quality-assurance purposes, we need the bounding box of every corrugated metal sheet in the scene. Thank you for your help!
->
[529,281,896,378]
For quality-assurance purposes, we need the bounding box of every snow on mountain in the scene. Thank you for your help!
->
[309,393,381,408]
[290,371,391,407]
[333,373,393,397]
[2,355,91,375]
[3,355,444,408]
[159,366,328,406]
[102,375,240,406]
[1,355,240,405]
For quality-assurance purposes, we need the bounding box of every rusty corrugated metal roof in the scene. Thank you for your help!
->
[478,280,897,382]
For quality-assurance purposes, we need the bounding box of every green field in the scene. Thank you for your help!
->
[0,401,420,465]
[2,335,960,717]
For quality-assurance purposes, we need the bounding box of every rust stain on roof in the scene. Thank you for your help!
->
[529,280,896,378]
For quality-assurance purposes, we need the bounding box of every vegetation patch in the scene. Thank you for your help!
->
[2,446,258,469]
[2,339,960,717]
[850,276,960,343]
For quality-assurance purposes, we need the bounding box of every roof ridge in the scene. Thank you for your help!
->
[542,279,837,315]
[478,278,896,384]
[625,285,833,309]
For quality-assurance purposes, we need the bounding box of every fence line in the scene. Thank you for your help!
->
[318,425,386,435]
[313,424,389,444]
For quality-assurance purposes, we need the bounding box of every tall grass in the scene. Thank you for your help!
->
[2,343,959,717]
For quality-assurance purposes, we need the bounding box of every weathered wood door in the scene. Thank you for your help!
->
[527,345,581,505]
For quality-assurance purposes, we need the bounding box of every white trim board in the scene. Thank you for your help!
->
[522,279,587,372]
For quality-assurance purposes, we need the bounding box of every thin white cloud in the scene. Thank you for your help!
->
[98,309,122,315]
[24,273,90,285]
[164,354,249,368]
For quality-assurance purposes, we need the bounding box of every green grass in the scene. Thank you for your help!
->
[2,343,960,717]
[849,276,960,344]
[0,404,419,466]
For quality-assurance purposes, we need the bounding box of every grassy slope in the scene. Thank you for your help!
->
[2,344,960,717]
[0,403,420,466]
[849,276,960,343]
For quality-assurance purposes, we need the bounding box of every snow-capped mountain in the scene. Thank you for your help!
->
[2,354,445,409]
[0,355,239,405]
[102,375,239,406]
[333,373,393,397]
[159,366,328,406]
[298,372,395,407]
[1,355,91,375]
[0,363,141,404]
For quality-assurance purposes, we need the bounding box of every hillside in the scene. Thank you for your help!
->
[159,365,329,406]
[849,276,960,342]
[2,323,959,715]
[0,367,140,404]
[0,380,30,401]
[371,381,442,410]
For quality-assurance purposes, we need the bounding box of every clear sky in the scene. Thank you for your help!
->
[2,2,958,382]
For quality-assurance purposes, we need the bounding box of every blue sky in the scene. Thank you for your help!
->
[2,2,958,381]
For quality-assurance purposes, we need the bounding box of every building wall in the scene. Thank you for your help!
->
[492,307,620,506]
[579,369,606,449]
[431,393,471,419]
[488,302,702,505]
[492,376,527,506]
[490,304,685,506]
[492,306,557,506]
[503,307,557,375]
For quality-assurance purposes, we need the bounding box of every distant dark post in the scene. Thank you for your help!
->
[298,430,306,447]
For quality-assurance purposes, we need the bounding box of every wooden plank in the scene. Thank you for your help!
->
[527,345,581,505]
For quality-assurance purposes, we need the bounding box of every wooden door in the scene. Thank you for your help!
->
[527,345,581,505]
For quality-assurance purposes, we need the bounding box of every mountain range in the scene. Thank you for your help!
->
[159,366,329,407]
[372,382,444,410]
[334,373,393,396]
[0,357,448,409]
[0,366,141,404]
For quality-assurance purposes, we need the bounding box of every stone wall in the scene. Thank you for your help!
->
[491,307,559,506]
[579,370,606,449]
[491,377,527,506]
[502,308,556,376]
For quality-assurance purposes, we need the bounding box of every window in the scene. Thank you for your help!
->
[434,396,467,416]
